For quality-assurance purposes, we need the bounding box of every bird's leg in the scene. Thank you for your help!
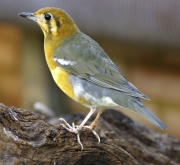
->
[90,109,104,130]
[82,109,104,143]
[78,108,97,130]
[59,108,96,150]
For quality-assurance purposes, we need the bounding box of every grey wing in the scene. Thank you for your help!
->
[54,32,149,100]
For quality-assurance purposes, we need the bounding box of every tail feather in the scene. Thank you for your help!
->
[112,91,166,129]
[132,105,167,129]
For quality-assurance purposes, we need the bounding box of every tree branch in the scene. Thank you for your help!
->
[0,103,179,165]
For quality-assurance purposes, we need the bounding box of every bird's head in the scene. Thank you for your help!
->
[19,7,79,43]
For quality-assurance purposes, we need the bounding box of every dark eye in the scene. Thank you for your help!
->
[44,13,51,21]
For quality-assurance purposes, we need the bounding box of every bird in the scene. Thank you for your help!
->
[19,7,166,150]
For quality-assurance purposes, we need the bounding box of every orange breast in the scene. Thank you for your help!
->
[51,66,75,99]
[51,67,90,106]
[44,43,90,106]
[44,44,75,100]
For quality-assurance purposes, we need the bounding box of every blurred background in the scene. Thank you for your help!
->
[0,0,180,138]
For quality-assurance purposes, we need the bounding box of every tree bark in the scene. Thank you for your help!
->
[0,103,179,165]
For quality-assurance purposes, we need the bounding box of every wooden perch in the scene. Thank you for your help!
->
[0,103,179,165]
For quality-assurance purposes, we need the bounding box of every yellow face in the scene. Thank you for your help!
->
[19,7,79,41]
[33,8,64,37]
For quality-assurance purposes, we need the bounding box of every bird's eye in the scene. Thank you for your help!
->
[44,13,51,21]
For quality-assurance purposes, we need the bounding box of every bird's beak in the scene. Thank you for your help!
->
[18,12,39,22]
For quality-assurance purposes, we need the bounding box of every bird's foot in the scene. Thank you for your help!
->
[59,118,100,150]
[81,125,100,144]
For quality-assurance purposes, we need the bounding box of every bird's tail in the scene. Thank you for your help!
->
[130,102,167,130]
[112,92,167,129]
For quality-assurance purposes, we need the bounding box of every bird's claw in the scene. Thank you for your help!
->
[59,118,78,133]
[59,118,83,149]
[59,118,100,150]
[82,125,100,144]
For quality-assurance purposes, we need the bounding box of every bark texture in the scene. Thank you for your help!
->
[0,103,179,165]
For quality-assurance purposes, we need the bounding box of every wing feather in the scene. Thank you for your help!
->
[53,32,149,100]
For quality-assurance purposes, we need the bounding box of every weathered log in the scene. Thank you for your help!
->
[0,103,179,165]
